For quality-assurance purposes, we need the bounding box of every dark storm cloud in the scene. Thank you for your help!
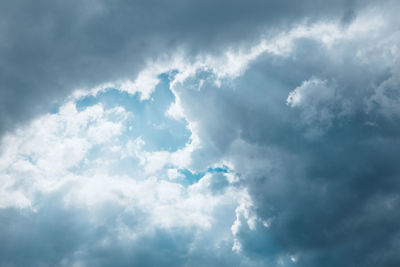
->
[172,6,400,265]
[0,0,371,137]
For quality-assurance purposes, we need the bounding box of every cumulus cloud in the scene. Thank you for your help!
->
[2,1,400,267]
[0,0,375,137]
[286,78,351,138]
[0,97,258,266]
[163,4,400,265]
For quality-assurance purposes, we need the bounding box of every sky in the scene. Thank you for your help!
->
[1,0,400,266]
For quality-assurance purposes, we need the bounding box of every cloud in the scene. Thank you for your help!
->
[2,1,400,267]
[0,88,270,266]
[163,4,400,265]
[0,94,265,267]
[0,0,375,138]
[286,77,351,138]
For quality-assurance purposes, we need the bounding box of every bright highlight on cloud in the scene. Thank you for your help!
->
[1,1,400,266]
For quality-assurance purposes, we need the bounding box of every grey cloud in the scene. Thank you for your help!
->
[0,192,265,267]
[172,6,400,265]
[2,1,399,267]
[0,0,373,138]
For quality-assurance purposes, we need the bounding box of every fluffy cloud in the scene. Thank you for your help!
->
[0,92,261,266]
[2,1,400,267]
[0,0,375,137]
[163,4,400,266]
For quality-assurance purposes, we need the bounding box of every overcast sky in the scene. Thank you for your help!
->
[1,1,400,266]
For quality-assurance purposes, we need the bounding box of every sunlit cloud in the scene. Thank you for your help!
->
[1,1,400,266]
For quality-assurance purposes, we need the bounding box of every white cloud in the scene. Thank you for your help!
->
[0,91,248,246]
[231,189,257,252]
[167,168,184,180]
[2,9,398,265]
[0,101,128,206]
